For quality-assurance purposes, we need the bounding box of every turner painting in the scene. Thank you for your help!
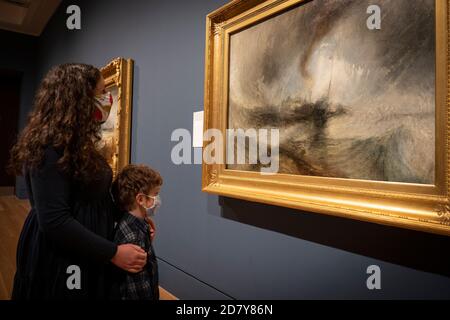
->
[227,0,436,185]
[99,58,134,178]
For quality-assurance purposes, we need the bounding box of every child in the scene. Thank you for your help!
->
[111,164,163,300]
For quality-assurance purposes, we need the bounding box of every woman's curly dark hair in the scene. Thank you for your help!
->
[8,63,106,183]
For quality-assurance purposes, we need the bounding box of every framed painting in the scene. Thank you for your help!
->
[99,57,134,178]
[202,0,450,236]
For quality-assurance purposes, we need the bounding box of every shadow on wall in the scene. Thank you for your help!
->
[215,196,450,278]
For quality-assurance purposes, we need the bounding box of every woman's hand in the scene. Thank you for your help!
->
[111,244,147,273]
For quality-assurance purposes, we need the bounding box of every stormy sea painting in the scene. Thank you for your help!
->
[227,0,436,185]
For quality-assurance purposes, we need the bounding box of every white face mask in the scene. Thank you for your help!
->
[141,194,162,217]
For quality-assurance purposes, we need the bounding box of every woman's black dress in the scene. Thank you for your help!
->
[12,145,120,300]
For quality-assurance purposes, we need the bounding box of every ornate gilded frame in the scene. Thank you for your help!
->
[202,0,450,236]
[100,57,134,178]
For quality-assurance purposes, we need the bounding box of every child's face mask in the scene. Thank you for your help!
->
[141,194,162,217]
[93,92,113,123]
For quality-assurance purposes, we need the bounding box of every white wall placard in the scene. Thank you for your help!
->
[193,111,204,148]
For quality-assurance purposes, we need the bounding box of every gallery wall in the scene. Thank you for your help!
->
[17,0,450,298]
[0,30,37,197]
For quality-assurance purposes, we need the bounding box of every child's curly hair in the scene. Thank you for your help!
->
[112,164,163,211]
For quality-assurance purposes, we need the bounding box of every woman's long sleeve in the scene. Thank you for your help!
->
[30,147,117,264]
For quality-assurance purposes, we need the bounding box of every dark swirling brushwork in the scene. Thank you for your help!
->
[228,0,435,184]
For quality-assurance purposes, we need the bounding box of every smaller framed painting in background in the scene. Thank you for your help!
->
[99,57,134,178]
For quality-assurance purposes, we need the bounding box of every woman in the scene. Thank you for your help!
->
[8,63,146,300]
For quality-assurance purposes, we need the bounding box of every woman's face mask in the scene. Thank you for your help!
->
[93,92,113,124]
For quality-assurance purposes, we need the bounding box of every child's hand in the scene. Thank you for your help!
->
[111,244,147,273]
[146,217,156,241]
[150,227,156,242]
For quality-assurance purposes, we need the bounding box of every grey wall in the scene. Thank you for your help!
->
[31,0,450,299]
[0,30,37,198]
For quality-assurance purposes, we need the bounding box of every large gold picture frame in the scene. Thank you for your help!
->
[99,57,134,178]
[202,0,450,236]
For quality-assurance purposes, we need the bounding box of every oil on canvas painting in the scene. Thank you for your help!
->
[227,0,436,185]
[98,86,119,171]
